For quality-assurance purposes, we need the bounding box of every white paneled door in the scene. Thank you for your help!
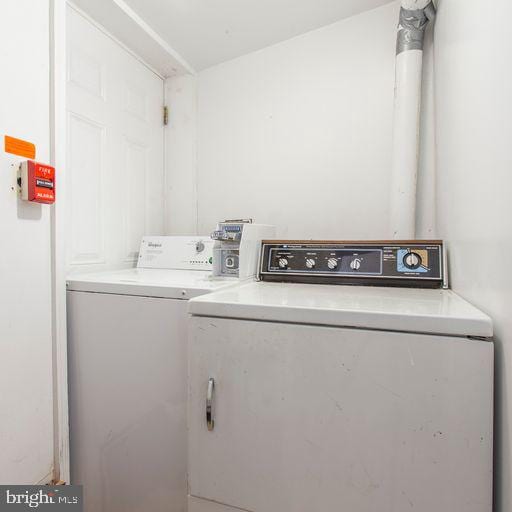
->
[67,6,164,272]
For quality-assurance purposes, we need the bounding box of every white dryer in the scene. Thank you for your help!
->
[66,236,236,512]
[187,241,494,512]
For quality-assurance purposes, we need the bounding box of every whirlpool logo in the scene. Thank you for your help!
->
[0,486,82,511]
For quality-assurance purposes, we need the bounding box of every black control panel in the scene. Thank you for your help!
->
[259,241,445,288]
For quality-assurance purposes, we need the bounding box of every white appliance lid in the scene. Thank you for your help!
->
[66,268,236,299]
[188,281,493,337]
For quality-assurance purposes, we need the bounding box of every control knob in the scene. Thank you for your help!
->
[327,258,338,270]
[278,257,289,269]
[306,258,316,269]
[350,258,362,271]
[403,252,422,270]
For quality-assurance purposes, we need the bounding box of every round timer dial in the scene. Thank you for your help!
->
[403,252,422,270]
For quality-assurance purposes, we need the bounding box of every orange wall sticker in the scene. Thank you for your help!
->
[4,135,36,159]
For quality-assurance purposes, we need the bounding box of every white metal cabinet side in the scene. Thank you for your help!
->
[68,291,188,512]
[188,316,493,512]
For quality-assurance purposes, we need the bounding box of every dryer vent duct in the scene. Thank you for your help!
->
[389,0,436,239]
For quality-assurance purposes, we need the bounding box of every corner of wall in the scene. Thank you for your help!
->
[164,74,199,235]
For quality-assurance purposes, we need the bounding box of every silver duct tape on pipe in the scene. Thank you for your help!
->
[424,2,437,21]
[396,6,431,54]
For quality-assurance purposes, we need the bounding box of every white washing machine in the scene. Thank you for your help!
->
[187,241,494,512]
[67,236,237,512]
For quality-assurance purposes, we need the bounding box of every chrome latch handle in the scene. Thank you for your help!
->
[206,378,215,431]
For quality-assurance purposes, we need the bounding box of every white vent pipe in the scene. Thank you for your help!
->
[389,0,436,239]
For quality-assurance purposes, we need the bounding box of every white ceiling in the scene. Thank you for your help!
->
[122,0,394,71]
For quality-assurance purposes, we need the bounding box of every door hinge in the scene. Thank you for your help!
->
[163,106,169,126]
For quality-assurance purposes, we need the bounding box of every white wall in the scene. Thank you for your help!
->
[0,0,54,483]
[166,2,399,237]
[165,74,198,234]
[434,1,512,509]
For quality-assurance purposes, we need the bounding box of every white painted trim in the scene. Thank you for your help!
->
[110,0,195,75]
[67,1,165,80]
[163,80,169,234]
[194,79,199,235]
[50,0,70,484]
[37,471,55,486]
[67,0,195,79]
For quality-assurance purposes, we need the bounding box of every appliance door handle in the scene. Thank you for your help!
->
[206,377,215,431]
